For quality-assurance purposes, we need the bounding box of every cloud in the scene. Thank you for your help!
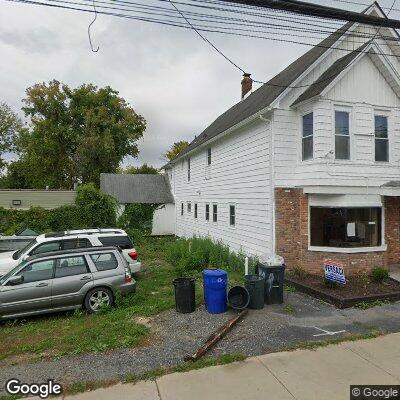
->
[0,0,369,168]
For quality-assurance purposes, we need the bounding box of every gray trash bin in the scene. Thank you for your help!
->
[256,255,285,305]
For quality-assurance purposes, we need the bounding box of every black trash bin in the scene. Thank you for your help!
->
[173,277,196,313]
[257,257,285,304]
[227,286,250,310]
[245,275,265,309]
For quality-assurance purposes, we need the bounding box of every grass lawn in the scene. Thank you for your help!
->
[0,236,247,363]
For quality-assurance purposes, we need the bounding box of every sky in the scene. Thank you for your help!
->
[0,0,396,168]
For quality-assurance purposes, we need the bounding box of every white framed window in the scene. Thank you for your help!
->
[212,204,218,222]
[335,110,350,160]
[229,205,236,226]
[375,115,389,162]
[302,112,313,161]
[187,158,191,181]
[194,203,198,219]
[205,204,210,221]
[187,202,191,213]
[181,203,184,216]
[207,148,212,165]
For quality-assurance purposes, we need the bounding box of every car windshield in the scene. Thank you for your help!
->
[0,261,25,285]
[12,239,37,260]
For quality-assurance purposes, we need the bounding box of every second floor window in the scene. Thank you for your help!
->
[213,204,218,222]
[302,113,313,161]
[194,203,198,219]
[375,115,388,162]
[205,204,210,221]
[207,148,212,165]
[181,203,184,216]
[187,158,191,181]
[335,111,350,160]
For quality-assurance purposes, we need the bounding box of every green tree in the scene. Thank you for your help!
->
[0,102,23,170]
[164,140,189,161]
[123,163,158,174]
[18,80,146,188]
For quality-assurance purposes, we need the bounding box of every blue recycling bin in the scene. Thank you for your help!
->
[202,269,228,314]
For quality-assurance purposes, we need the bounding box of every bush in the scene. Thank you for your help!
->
[370,266,390,283]
[166,237,257,276]
[0,184,117,235]
[118,203,158,232]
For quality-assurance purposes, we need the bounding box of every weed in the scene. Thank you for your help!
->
[354,300,389,310]
[283,304,295,315]
[370,267,390,283]
[285,285,296,293]
[288,266,307,280]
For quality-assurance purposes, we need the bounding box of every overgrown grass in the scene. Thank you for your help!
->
[0,236,177,362]
[0,235,253,363]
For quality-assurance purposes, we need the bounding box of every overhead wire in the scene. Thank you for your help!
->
[3,0,400,89]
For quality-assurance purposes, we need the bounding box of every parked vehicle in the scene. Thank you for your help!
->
[0,229,141,277]
[0,246,136,320]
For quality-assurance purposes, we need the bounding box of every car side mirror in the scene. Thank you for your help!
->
[7,275,24,286]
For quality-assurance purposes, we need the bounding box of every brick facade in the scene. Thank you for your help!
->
[275,188,400,275]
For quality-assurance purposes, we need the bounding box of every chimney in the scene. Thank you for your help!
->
[241,73,252,100]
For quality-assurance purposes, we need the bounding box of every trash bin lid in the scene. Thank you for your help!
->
[202,269,227,277]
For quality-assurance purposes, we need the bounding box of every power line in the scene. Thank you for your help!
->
[4,0,400,89]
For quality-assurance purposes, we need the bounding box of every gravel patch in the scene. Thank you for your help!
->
[1,292,400,393]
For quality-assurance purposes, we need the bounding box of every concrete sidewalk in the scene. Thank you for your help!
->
[59,333,400,400]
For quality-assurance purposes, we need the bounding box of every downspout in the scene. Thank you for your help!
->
[260,114,275,255]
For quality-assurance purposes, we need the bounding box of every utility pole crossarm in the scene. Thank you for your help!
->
[222,0,400,29]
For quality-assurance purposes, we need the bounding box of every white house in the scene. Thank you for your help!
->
[164,2,400,274]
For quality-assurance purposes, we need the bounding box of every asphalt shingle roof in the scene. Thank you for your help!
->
[100,173,174,204]
[166,20,356,166]
[291,41,371,106]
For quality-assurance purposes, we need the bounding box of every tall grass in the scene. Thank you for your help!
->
[166,237,258,276]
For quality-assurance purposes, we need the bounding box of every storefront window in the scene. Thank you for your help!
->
[310,207,382,247]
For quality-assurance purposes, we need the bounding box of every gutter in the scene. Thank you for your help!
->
[165,106,275,167]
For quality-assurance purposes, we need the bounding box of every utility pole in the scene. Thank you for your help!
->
[222,0,400,29]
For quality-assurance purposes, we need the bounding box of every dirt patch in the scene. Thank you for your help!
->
[286,274,400,308]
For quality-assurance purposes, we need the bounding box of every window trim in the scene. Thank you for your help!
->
[229,204,236,227]
[334,108,351,161]
[212,203,218,223]
[308,204,386,253]
[374,114,389,163]
[301,112,314,161]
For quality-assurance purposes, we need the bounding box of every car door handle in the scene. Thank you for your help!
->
[36,282,48,287]
[80,276,91,281]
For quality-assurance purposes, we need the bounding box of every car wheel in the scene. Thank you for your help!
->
[84,287,114,313]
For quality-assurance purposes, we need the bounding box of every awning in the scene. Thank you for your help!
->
[309,194,382,208]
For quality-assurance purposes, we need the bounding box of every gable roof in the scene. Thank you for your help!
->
[166,3,386,167]
[100,173,174,204]
[166,23,355,166]
[291,40,371,106]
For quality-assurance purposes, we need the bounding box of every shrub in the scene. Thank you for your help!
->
[118,203,158,232]
[166,237,257,276]
[0,184,117,234]
[370,266,389,283]
[289,266,307,280]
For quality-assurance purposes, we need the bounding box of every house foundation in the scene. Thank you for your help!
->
[275,188,400,275]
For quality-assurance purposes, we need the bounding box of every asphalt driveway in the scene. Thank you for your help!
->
[1,291,400,393]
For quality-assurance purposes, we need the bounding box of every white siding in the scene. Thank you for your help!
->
[171,119,272,257]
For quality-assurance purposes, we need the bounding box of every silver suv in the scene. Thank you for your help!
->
[0,247,136,320]
[0,229,141,277]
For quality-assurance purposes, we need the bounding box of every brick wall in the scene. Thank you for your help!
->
[275,188,400,275]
